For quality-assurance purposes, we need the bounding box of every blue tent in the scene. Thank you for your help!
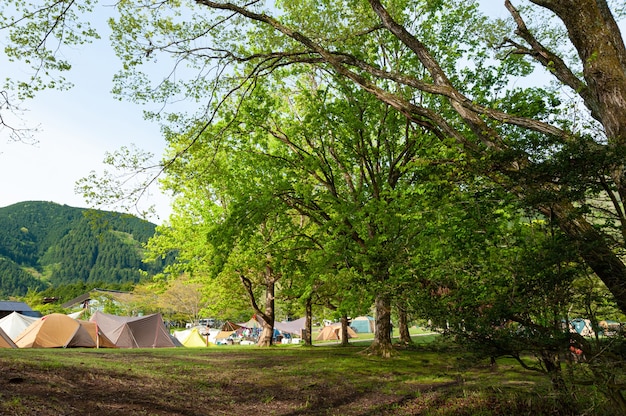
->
[350,316,375,333]
[570,318,594,336]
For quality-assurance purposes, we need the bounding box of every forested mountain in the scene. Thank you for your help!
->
[0,201,166,297]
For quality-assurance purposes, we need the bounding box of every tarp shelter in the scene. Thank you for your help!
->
[350,316,375,334]
[173,327,210,347]
[274,317,306,337]
[0,326,17,348]
[315,323,358,341]
[213,330,235,344]
[14,313,115,348]
[90,311,177,348]
[0,311,38,341]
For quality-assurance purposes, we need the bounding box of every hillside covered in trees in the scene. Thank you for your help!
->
[0,201,165,298]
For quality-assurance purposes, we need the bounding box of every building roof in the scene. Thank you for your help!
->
[0,301,35,312]
[61,289,132,309]
[0,301,41,318]
[61,293,91,309]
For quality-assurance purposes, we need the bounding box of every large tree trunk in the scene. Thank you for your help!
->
[365,294,394,357]
[340,314,350,346]
[303,296,313,346]
[257,277,275,347]
[545,201,626,313]
[529,0,626,144]
[396,304,414,347]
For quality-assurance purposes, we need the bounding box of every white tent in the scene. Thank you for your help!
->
[0,311,38,341]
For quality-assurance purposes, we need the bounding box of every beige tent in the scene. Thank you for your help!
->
[315,323,358,341]
[0,326,17,348]
[14,313,115,348]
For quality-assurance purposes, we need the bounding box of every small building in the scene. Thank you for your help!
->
[0,301,41,319]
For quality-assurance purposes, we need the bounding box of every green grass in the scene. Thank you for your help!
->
[0,340,615,415]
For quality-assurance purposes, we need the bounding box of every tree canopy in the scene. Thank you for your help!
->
[4,0,626,308]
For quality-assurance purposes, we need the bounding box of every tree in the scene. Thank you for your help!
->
[0,0,99,141]
[158,274,209,326]
[169,0,626,313]
[4,0,626,343]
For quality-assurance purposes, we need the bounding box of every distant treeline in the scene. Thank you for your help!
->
[0,201,170,298]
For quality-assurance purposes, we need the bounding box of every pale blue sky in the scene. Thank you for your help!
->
[0,7,172,223]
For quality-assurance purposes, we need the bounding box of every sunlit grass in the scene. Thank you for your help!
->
[0,339,617,415]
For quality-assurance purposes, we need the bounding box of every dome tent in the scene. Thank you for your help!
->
[316,323,358,341]
[350,316,375,334]
[14,313,115,348]
[0,311,38,341]
[0,326,17,348]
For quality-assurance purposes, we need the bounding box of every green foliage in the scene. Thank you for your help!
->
[0,0,99,100]
[0,257,47,297]
[0,201,166,297]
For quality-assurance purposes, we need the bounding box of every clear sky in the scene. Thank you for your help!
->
[0,9,173,223]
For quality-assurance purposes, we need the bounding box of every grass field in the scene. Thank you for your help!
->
[1,332,612,416]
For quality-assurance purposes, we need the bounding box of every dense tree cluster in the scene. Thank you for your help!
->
[0,201,165,296]
[0,257,47,296]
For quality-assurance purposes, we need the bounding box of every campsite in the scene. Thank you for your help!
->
[0,310,623,415]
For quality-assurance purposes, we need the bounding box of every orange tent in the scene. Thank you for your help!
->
[0,326,17,348]
[14,313,115,348]
[315,323,358,341]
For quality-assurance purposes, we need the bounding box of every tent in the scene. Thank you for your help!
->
[0,326,17,348]
[0,311,38,341]
[79,321,117,348]
[570,318,595,337]
[90,311,177,348]
[14,313,116,348]
[173,327,210,347]
[350,316,375,334]
[221,321,243,331]
[315,323,358,341]
[239,316,263,329]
